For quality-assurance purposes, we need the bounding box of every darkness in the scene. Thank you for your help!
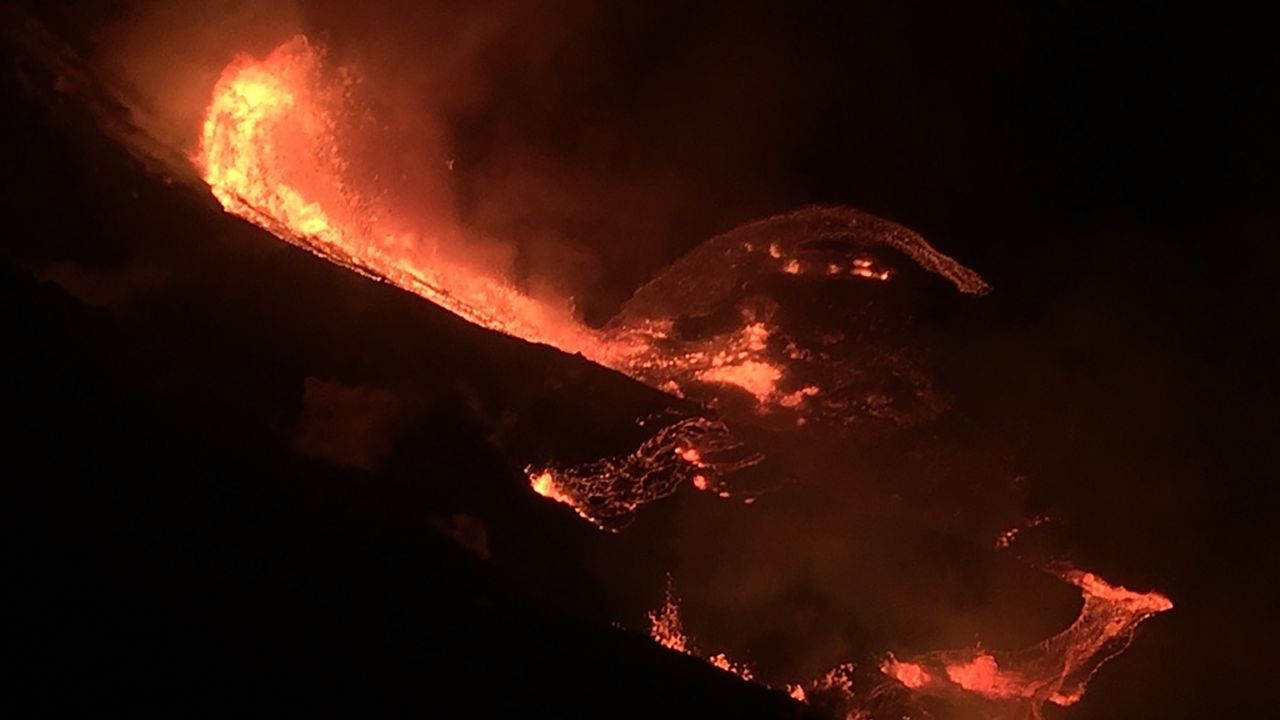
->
[2,1,1275,718]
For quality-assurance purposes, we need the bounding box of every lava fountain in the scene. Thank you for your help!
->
[197,35,989,424]
[198,34,998,527]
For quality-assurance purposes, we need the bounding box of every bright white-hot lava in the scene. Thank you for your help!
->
[199,36,606,358]
[197,36,989,427]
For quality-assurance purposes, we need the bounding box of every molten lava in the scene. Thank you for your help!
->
[525,417,761,531]
[198,36,989,428]
[196,35,1173,720]
[200,36,605,358]
[648,582,755,683]
[881,569,1173,718]
[197,35,993,528]
[649,572,1170,720]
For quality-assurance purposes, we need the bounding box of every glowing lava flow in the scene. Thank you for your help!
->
[881,569,1173,718]
[648,572,1171,720]
[197,35,996,529]
[198,36,989,426]
[194,34,1177,720]
[200,36,607,358]
[526,417,761,531]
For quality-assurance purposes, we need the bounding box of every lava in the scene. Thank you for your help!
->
[197,33,994,524]
[647,582,755,683]
[881,569,1173,718]
[195,35,1173,719]
[648,571,1170,719]
[199,36,607,359]
[198,35,989,430]
[525,417,761,531]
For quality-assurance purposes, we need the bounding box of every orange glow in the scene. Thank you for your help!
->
[850,266,891,281]
[647,584,754,682]
[196,39,1169,720]
[647,585,691,655]
[695,360,783,402]
[530,471,571,505]
[778,385,820,408]
[528,470,602,527]
[882,569,1173,714]
[708,653,755,681]
[995,514,1051,549]
[525,417,762,531]
[199,36,611,361]
[943,653,1023,698]
[677,447,703,465]
[883,658,930,689]
[198,36,988,440]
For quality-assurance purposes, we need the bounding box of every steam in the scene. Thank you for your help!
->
[87,1,610,314]
[86,1,843,321]
[91,1,306,154]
